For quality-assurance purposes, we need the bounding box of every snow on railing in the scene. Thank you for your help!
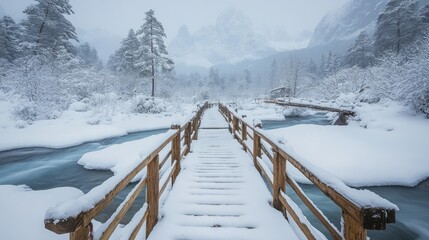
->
[219,103,396,240]
[44,102,209,240]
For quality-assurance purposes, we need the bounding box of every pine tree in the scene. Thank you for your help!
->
[345,31,374,68]
[108,29,140,73]
[135,10,174,97]
[0,16,21,62]
[374,0,419,56]
[22,0,78,57]
[77,42,101,68]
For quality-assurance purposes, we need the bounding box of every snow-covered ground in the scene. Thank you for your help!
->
[239,100,429,187]
[0,185,83,240]
[0,95,194,151]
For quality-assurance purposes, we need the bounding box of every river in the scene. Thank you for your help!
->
[0,115,428,239]
[0,128,167,222]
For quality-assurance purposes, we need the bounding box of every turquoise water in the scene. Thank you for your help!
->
[0,128,167,222]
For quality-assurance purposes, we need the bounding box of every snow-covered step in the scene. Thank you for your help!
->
[147,108,299,240]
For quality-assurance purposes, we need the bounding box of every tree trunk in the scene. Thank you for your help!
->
[150,24,155,97]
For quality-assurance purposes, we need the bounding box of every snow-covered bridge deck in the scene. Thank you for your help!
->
[147,108,299,240]
[44,103,396,240]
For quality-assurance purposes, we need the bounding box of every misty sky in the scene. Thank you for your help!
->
[0,0,347,60]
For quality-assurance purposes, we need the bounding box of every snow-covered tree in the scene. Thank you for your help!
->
[344,31,374,68]
[108,29,140,74]
[21,0,78,57]
[0,16,21,62]
[325,51,341,76]
[374,0,420,55]
[135,10,174,97]
[76,42,102,70]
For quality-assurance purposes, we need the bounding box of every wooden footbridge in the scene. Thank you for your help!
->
[45,103,396,240]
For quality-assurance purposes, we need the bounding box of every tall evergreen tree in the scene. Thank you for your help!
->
[22,0,78,56]
[76,42,102,69]
[0,16,21,62]
[374,0,419,56]
[108,29,139,73]
[345,31,374,68]
[135,10,174,97]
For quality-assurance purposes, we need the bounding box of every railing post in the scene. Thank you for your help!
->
[241,122,247,151]
[185,122,191,155]
[171,124,181,184]
[70,223,93,240]
[253,131,261,172]
[273,150,287,218]
[192,116,199,140]
[146,154,159,238]
[343,211,367,240]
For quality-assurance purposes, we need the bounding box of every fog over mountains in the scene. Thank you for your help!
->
[309,0,389,47]
[168,8,310,68]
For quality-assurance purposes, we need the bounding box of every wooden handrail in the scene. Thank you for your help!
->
[219,103,396,240]
[44,102,209,240]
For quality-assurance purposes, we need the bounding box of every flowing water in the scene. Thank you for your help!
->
[0,128,167,222]
[263,115,429,240]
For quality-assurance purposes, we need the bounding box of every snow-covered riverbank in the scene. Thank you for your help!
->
[238,100,429,187]
[0,95,195,151]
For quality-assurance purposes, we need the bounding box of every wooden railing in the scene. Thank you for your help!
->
[219,104,396,240]
[44,102,209,240]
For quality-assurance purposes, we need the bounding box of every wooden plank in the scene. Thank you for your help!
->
[287,177,342,240]
[260,144,273,163]
[45,130,178,234]
[279,150,390,230]
[159,163,177,196]
[253,132,262,173]
[343,210,367,240]
[185,123,191,155]
[279,195,316,240]
[171,125,181,184]
[255,159,273,189]
[129,209,148,240]
[99,179,147,240]
[273,151,287,218]
[180,146,189,160]
[159,151,172,170]
[70,223,93,240]
[146,155,159,237]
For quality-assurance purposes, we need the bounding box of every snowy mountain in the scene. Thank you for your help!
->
[309,0,389,47]
[169,8,309,69]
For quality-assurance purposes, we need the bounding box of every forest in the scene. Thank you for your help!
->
[0,0,428,123]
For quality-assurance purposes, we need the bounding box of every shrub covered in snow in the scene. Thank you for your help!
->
[13,101,38,122]
[131,95,167,114]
